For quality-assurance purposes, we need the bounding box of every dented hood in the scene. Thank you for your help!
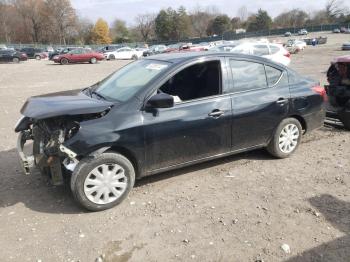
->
[20,89,114,119]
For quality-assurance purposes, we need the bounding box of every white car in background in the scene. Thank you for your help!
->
[231,42,291,66]
[104,47,143,60]
[289,39,307,50]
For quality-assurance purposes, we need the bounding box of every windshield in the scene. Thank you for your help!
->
[94,59,170,102]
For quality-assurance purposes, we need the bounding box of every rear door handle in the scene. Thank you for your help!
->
[209,109,224,118]
[276,98,288,105]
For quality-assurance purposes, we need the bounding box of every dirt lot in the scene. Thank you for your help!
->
[0,32,349,262]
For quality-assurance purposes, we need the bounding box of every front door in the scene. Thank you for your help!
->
[142,59,232,172]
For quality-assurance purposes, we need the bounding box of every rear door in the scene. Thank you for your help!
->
[226,58,290,150]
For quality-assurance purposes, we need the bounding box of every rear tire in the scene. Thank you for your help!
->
[90,57,97,64]
[132,54,138,60]
[12,57,20,63]
[267,118,302,158]
[60,58,69,65]
[109,54,115,60]
[71,152,135,211]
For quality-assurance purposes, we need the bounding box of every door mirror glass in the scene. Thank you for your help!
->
[146,93,174,108]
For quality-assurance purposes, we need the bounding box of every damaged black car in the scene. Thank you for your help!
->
[325,55,350,130]
[15,53,325,211]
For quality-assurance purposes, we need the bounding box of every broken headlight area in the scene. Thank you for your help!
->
[16,111,109,185]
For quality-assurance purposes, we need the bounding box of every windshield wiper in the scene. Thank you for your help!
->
[91,91,106,100]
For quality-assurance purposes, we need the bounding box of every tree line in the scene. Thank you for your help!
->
[0,0,349,45]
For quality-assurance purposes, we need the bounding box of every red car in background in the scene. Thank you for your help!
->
[53,48,104,65]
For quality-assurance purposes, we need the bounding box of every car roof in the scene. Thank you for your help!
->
[145,51,287,68]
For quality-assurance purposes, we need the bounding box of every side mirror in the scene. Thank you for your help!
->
[146,93,174,109]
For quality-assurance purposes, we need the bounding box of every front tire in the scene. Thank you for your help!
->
[132,54,138,60]
[60,58,69,65]
[71,152,135,211]
[109,54,115,60]
[35,55,41,60]
[90,57,97,64]
[12,57,20,63]
[267,118,302,158]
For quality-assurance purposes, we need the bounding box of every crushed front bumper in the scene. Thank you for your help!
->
[17,131,34,175]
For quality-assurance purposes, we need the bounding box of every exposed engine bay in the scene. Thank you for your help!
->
[17,111,109,185]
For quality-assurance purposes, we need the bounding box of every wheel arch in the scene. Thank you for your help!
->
[90,145,140,178]
[288,114,307,133]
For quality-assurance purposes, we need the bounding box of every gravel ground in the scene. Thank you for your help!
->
[0,32,349,262]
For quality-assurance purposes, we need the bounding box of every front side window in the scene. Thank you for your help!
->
[69,49,83,55]
[95,59,170,102]
[229,60,267,92]
[159,60,221,103]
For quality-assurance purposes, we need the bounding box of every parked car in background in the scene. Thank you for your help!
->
[209,43,239,52]
[180,44,206,52]
[53,48,104,65]
[104,47,143,60]
[15,52,325,211]
[143,45,167,57]
[0,44,7,50]
[286,39,307,51]
[49,47,82,60]
[284,32,292,37]
[298,29,308,35]
[325,55,350,130]
[165,43,183,53]
[340,27,350,33]
[231,42,291,66]
[0,49,27,63]
[342,43,350,51]
[20,47,47,60]
[333,28,341,33]
[99,44,125,53]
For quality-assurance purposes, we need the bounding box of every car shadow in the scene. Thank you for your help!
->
[285,194,350,262]
[0,148,81,214]
[0,147,271,214]
[135,149,272,187]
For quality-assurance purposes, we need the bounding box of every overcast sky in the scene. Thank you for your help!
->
[71,0,347,26]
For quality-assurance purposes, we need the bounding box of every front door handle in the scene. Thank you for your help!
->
[209,109,224,118]
[276,98,288,105]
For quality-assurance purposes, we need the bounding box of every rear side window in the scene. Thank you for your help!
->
[252,45,270,56]
[229,60,267,92]
[269,45,280,54]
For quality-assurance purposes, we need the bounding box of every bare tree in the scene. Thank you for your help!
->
[45,0,77,45]
[237,6,248,22]
[190,5,218,37]
[0,1,12,42]
[326,0,345,19]
[14,0,47,43]
[135,13,155,42]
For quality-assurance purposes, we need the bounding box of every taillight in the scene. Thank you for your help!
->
[284,52,291,58]
[312,85,327,101]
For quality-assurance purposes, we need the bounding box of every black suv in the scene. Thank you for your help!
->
[15,52,326,211]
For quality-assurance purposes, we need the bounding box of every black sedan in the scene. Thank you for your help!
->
[15,52,326,211]
[0,49,27,63]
